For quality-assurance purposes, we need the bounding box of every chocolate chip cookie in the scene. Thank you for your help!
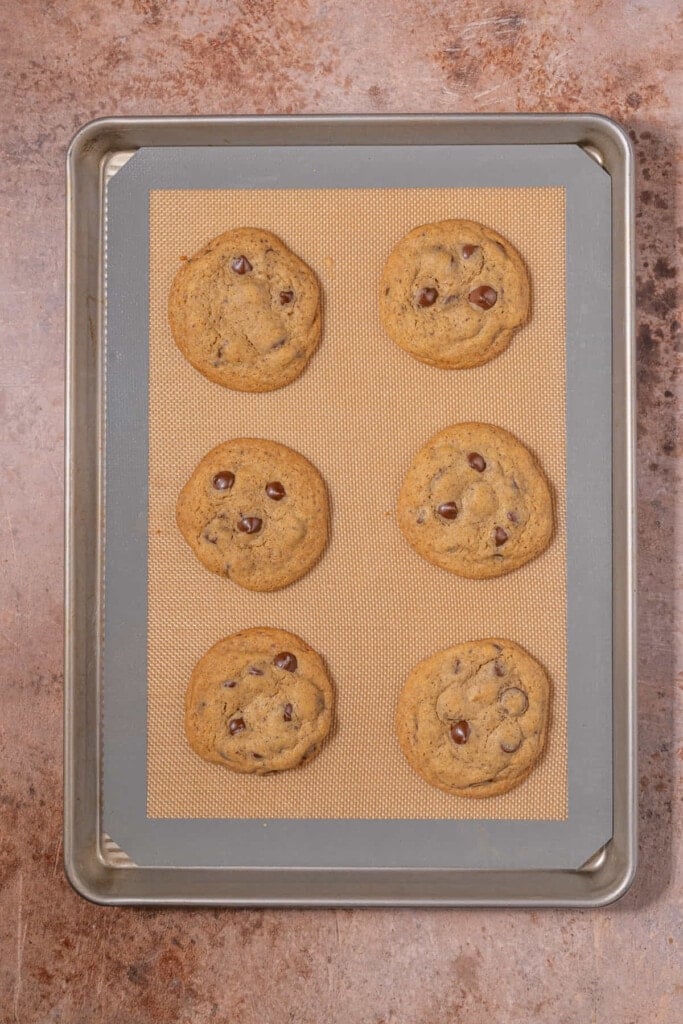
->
[397,422,553,579]
[176,438,329,591]
[396,639,550,797]
[185,628,334,774]
[169,228,322,392]
[379,219,530,368]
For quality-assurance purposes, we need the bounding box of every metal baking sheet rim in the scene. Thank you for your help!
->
[64,114,636,907]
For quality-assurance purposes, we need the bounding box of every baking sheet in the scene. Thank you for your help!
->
[102,144,612,870]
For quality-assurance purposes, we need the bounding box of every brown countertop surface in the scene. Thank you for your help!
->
[0,1,680,1021]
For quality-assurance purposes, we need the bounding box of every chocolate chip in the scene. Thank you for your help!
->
[494,527,508,546]
[212,342,229,366]
[247,666,264,676]
[238,516,262,534]
[437,501,458,520]
[270,339,286,350]
[279,290,294,304]
[274,652,297,672]
[203,531,218,544]
[494,660,505,677]
[500,687,529,716]
[213,471,235,490]
[417,286,438,307]
[468,285,498,309]
[462,244,478,258]
[416,510,426,524]
[229,717,246,735]
[222,680,237,688]
[265,481,286,501]
[231,255,252,274]
[252,753,264,759]
[453,659,461,673]
[507,511,519,524]
[283,703,293,722]
[450,720,470,745]
[500,737,522,754]
[467,452,486,472]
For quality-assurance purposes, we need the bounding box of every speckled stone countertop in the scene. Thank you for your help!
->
[0,2,680,1021]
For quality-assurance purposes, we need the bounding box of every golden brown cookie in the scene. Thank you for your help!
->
[176,438,329,591]
[396,639,550,797]
[169,227,321,392]
[185,628,334,774]
[397,422,553,579]
[379,219,530,368]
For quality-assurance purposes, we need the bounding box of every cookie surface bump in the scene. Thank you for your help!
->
[177,438,329,591]
[395,639,550,797]
[397,422,553,579]
[185,628,334,774]
[380,219,530,369]
[169,228,321,392]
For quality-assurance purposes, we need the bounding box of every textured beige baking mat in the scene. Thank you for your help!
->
[148,186,567,820]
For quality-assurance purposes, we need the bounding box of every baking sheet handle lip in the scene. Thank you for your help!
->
[65,111,636,158]
[57,863,640,910]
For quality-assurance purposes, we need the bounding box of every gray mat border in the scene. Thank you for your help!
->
[104,144,611,870]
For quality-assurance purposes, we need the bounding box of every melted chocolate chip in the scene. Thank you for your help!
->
[500,736,522,754]
[417,286,438,307]
[494,526,509,546]
[212,342,229,366]
[462,244,478,258]
[213,471,235,491]
[507,510,519,524]
[468,285,498,309]
[274,652,297,672]
[467,452,486,472]
[494,660,505,677]
[283,702,293,722]
[453,659,461,673]
[247,666,264,676]
[238,516,262,534]
[252,752,264,759]
[223,680,237,688]
[265,481,286,501]
[229,717,246,735]
[279,290,294,304]
[437,501,458,520]
[450,720,471,745]
[231,255,252,274]
[203,531,218,545]
[270,339,286,350]
[500,687,529,716]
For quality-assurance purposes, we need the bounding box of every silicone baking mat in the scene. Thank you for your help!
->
[147,185,567,820]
